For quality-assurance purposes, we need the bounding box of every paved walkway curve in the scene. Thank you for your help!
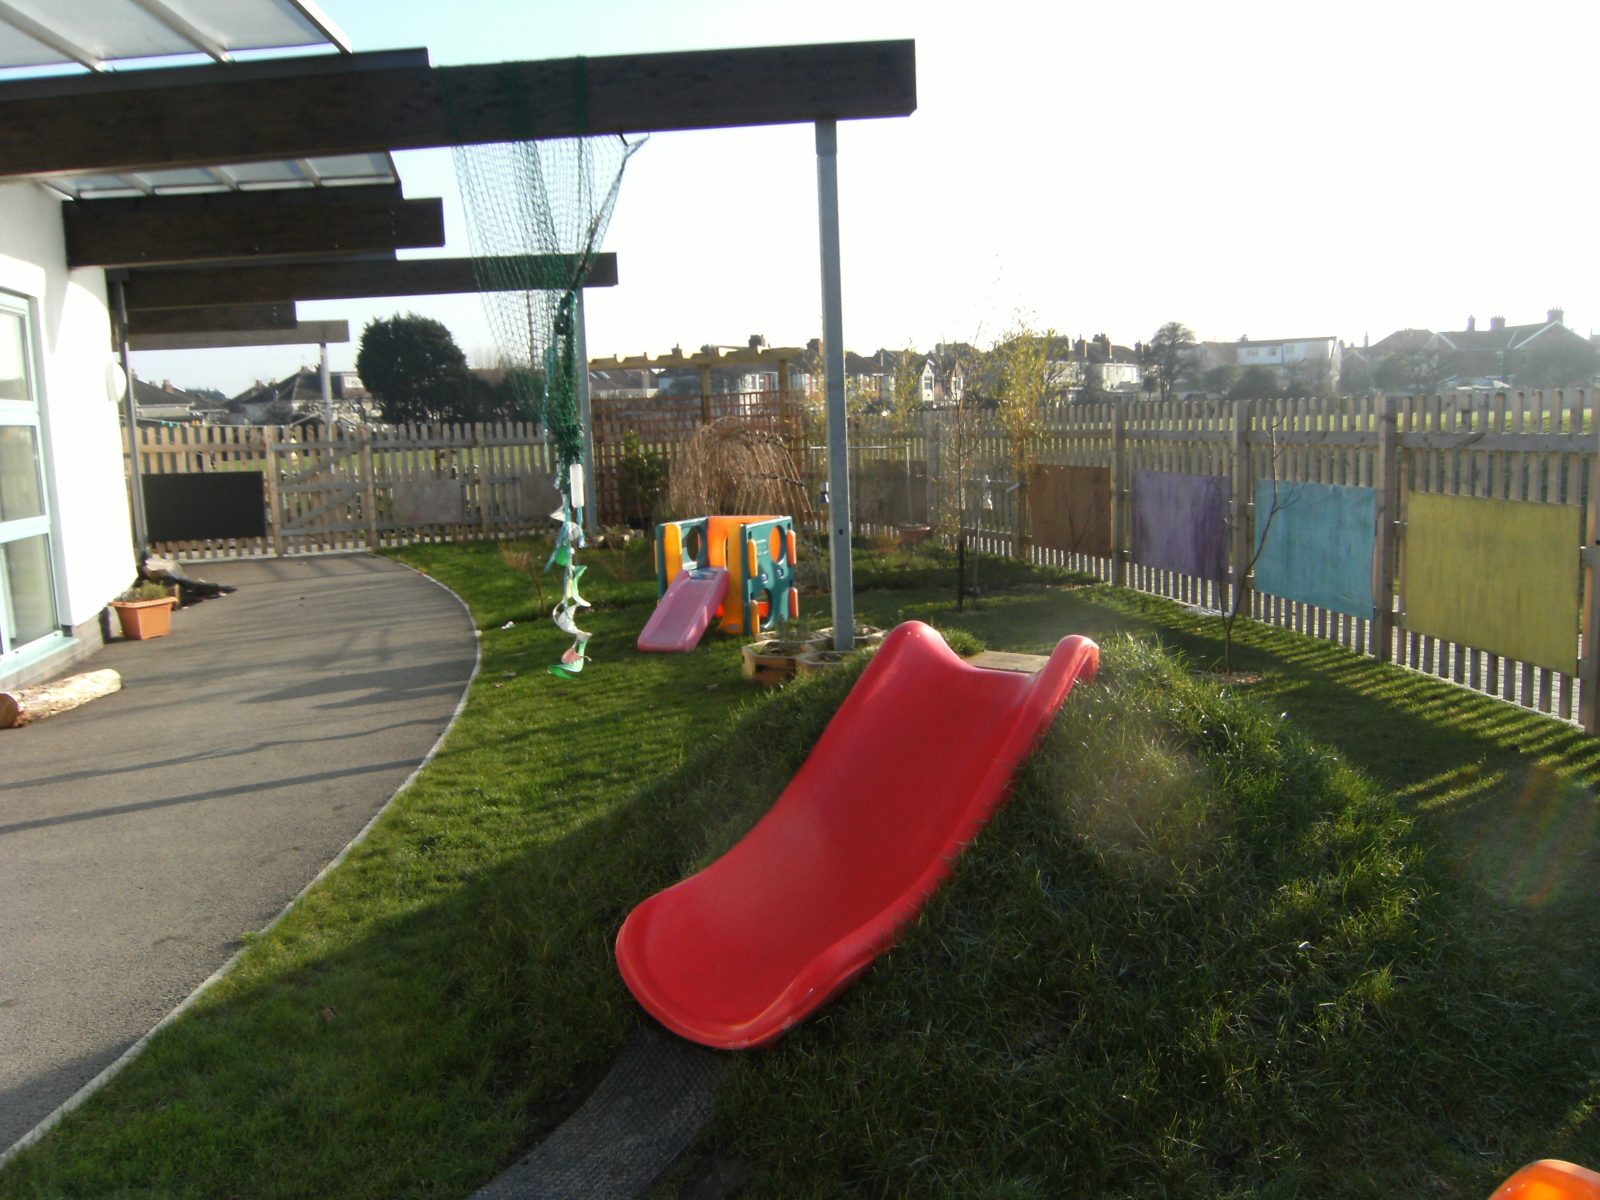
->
[0,555,479,1156]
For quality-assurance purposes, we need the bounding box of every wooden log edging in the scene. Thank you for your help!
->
[0,669,122,729]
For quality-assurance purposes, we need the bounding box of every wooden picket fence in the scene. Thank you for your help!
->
[130,389,1600,732]
[133,421,558,558]
[843,390,1600,732]
[129,390,806,559]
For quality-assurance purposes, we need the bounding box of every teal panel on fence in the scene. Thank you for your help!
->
[1252,481,1377,618]
[1403,492,1581,674]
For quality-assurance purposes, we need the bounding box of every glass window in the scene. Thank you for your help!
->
[0,424,45,521]
[0,309,26,402]
[3,534,54,647]
[0,294,59,661]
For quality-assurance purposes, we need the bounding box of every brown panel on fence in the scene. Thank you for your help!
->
[1030,464,1111,557]
[517,470,562,519]
[392,478,466,526]
[853,459,927,527]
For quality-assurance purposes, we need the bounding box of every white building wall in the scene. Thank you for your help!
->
[0,182,134,643]
[1097,362,1143,391]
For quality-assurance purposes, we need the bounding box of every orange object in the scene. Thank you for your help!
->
[788,586,800,619]
[616,621,1100,1049]
[111,596,177,640]
[1493,1161,1600,1199]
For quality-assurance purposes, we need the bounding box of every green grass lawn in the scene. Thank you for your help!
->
[5,541,1600,1198]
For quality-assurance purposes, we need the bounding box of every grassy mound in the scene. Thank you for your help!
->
[9,538,1594,1198]
[659,638,1590,1198]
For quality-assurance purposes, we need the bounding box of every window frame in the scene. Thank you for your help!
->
[0,290,64,664]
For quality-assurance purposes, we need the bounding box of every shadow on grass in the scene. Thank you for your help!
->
[0,652,860,1200]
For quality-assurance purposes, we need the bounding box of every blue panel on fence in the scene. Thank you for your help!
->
[1252,481,1377,618]
[1130,470,1228,583]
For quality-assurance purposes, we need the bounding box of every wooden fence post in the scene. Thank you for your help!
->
[1580,389,1600,734]
[1370,396,1400,663]
[474,422,491,539]
[1109,404,1127,588]
[262,425,285,558]
[360,424,380,550]
[1230,397,1252,618]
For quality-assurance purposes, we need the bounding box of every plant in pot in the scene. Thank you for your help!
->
[110,580,178,640]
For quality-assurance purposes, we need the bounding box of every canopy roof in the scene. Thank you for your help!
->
[47,152,396,201]
[0,0,348,73]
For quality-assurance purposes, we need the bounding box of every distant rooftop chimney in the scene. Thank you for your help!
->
[1466,315,1476,332]
[1490,315,1506,331]
[749,333,766,349]
[1549,307,1565,325]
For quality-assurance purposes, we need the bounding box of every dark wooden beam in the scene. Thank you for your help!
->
[129,320,350,353]
[122,254,619,311]
[66,189,445,268]
[0,41,916,179]
[125,304,297,336]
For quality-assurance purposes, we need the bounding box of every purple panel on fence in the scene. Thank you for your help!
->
[1131,470,1229,583]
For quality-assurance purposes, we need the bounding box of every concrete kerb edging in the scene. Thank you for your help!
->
[0,565,482,1170]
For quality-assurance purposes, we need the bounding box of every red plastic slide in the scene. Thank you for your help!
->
[636,567,729,653]
[615,621,1100,1049]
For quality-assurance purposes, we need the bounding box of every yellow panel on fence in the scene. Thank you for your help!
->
[1403,492,1581,674]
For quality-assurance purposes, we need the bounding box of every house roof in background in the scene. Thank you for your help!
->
[1436,321,1561,352]
[0,0,348,74]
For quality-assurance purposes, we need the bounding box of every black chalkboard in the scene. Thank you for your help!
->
[143,471,267,542]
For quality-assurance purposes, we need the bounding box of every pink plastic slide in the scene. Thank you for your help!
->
[637,567,729,653]
[615,621,1100,1049]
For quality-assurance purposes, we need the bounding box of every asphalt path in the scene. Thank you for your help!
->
[0,554,478,1154]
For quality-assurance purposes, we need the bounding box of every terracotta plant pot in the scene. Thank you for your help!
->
[111,596,177,640]
[897,524,932,549]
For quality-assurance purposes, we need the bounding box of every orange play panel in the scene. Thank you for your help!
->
[615,621,1100,1049]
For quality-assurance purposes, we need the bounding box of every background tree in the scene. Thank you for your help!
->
[1519,338,1599,390]
[942,348,984,610]
[356,314,473,423]
[889,346,924,432]
[1203,364,1241,398]
[1147,321,1197,402]
[1374,348,1443,396]
[1077,369,1108,406]
[995,321,1058,561]
[1339,352,1374,397]
[469,362,544,425]
[1228,364,1280,400]
[1287,357,1335,398]
[1221,417,1297,673]
[887,346,928,527]
[616,432,669,530]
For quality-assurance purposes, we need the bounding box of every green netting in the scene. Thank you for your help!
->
[452,134,639,677]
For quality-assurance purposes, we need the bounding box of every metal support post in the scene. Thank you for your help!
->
[816,119,854,650]
[111,273,148,559]
[319,340,333,427]
[576,291,597,537]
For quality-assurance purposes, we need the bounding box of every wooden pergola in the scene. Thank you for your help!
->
[0,37,918,644]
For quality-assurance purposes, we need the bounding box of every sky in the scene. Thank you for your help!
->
[119,0,1600,395]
